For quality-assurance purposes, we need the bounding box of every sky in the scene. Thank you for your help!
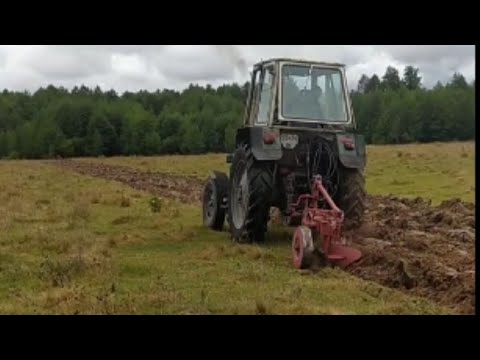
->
[0,45,475,93]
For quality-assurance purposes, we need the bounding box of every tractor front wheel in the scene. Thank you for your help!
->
[202,171,229,231]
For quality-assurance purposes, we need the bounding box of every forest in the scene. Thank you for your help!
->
[0,65,475,159]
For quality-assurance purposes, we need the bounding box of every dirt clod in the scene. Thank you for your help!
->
[347,194,475,314]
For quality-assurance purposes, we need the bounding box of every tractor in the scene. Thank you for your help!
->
[202,58,366,270]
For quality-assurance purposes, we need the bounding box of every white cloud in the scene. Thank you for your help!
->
[111,53,149,78]
[0,45,475,92]
[155,45,234,82]
[10,46,108,80]
[379,45,473,66]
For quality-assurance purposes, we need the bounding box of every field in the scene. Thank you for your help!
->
[0,142,475,314]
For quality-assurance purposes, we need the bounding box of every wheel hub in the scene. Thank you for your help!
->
[203,183,215,221]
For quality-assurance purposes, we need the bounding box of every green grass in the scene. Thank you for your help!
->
[365,142,475,204]
[80,141,475,205]
[0,160,450,314]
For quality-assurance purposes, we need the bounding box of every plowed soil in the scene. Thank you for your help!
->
[54,159,475,314]
[346,196,475,314]
[55,159,204,204]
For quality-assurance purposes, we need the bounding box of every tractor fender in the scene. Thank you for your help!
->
[235,127,283,161]
[336,133,367,169]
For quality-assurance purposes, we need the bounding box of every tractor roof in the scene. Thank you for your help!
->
[254,57,346,68]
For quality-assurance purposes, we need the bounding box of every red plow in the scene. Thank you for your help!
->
[290,175,362,270]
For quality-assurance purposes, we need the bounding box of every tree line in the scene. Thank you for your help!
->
[0,65,475,159]
[351,66,475,144]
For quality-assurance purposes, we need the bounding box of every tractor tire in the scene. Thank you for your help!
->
[228,143,274,244]
[336,166,366,230]
[202,171,229,231]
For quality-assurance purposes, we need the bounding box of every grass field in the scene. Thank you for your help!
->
[81,141,475,205]
[0,141,474,314]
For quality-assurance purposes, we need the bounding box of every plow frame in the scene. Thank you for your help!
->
[290,175,362,269]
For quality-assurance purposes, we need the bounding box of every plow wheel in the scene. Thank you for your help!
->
[202,172,229,231]
[292,227,328,270]
[292,226,316,269]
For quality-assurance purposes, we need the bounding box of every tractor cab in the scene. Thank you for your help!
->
[244,58,355,130]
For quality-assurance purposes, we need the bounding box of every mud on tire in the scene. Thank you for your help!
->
[228,143,274,243]
[336,166,366,230]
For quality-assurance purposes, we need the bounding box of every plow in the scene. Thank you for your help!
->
[290,175,362,270]
[202,57,366,271]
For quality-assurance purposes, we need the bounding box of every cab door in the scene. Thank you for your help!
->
[247,64,275,127]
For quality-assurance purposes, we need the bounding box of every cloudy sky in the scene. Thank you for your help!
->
[0,45,475,93]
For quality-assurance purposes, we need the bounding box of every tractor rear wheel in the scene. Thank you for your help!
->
[228,143,273,243]
[336,166,366,230]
